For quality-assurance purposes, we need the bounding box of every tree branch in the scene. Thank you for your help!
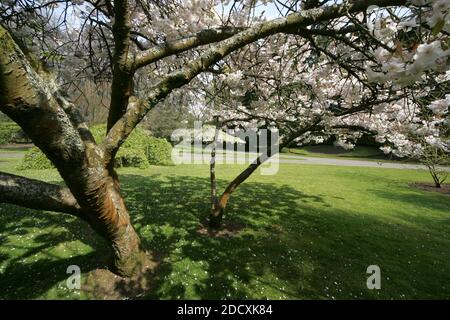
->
[134,27,245,69]
[0,24,109,219]
[106,0,134,132]
[0,24,87,170]
[0,172,82,217]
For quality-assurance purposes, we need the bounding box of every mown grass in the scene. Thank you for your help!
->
[280,145,407,163]
[0,157,449,299]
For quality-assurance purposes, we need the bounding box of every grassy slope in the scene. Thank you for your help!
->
[0,158,449,299]
[280,145,412,163]
[283,145,384,157]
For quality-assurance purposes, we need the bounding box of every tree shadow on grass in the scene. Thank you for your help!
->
[1,172,449,299]
[0,204,111,299]
[368,187,450,231]
[118,174,450,299]
[118,173,325,299]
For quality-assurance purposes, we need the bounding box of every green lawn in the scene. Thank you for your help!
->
[0,157,449,299]
[0,146,31,153]
[281,145,410,163]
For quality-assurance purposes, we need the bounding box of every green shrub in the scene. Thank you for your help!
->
[145,136,173,166]
[90,124,108,143]
[18,147,54,170]
[116,148,149,169]
[91,124,172,167]
[0,122,21,145]
[91,124,151,169]
[18,124,173,170]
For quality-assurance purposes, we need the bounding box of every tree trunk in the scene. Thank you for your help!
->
[426,164,442,188]
[209,205,225,230]
[207,159,260,229]
[0,25,149,277]
[64,164,151,277]
[90,180,147,277]
[431,171,442,188]
[208,115,225,230]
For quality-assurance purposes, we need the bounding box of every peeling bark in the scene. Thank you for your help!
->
[77,171,147,276]
[0,169,144,276]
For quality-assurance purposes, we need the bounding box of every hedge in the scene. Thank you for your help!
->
[19,125,173,170]
[145,136,174,166]
[17,147,54,170]
[0,122,22,145]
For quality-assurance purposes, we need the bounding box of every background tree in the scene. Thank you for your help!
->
[199,0,450,227]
